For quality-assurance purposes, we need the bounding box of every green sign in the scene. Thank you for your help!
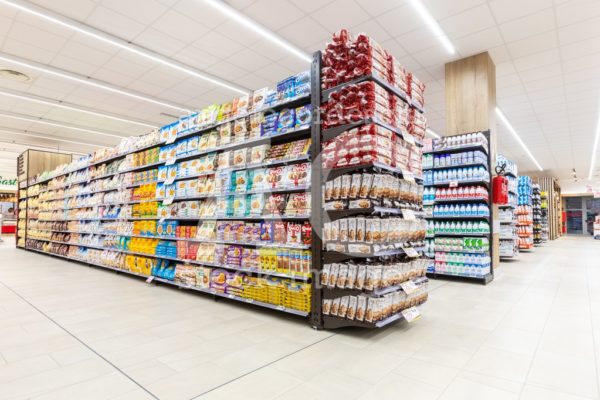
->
[0,176,17,186]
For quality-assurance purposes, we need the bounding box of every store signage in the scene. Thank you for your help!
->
[0,176,17,190]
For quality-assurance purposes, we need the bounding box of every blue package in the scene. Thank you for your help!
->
[264,89,279,107]
[293,71,311,97]
[277,108,295,134]
[261,113,279,136]
[277,76,295,100]
[178,115,190,136]
[295,105,311,128]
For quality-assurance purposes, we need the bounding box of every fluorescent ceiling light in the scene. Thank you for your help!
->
[588,107,600,180]
[426,128,441,139]
[0,53,191,113]
[0,89,158,128]
[0,128,103,147]
[0,138,87,155]
[0,111,123,139]
[408,0,455,54]
[0,0,248,95]
[203,0,312,63]
[495,107,543,171]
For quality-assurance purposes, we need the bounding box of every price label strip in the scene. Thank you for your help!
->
[401,306,421,323]
[145,276,154,284]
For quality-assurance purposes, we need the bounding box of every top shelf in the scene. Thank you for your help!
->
[321,73,425,114]
[424,144,488,156]
[29,95,311,188]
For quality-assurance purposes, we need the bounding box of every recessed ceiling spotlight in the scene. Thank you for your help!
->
[0,69,31,82]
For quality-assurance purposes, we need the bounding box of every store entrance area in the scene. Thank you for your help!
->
[1,235,598,400]
[565,196,600,236]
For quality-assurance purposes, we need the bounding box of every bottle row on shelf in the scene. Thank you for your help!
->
[423,150,487,169]
[422,186,489,204]
[423,167,490,186]
[426,220,491,236]
[424,132,488,153]
[429,204,490,218]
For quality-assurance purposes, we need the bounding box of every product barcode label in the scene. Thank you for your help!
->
[400,280,418,294]
[401,306,421,322]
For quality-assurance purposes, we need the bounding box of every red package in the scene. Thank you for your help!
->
[301,222,312,246]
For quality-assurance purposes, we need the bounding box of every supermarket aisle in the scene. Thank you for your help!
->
[1,237,599,400]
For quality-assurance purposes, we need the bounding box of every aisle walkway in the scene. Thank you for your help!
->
[1,236,599,400]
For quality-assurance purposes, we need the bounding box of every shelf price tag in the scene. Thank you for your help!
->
[145,276,154,284]
[403,246,420,258]
[276,305,285,311]
[449,181,458,188]
[245,298,254,304]
[400,280,418,294]
[163,197,175,205]
[401,306,421,323]
[228,294,235,299]
[402,209,416,221]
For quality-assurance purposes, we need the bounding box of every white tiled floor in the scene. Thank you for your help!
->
[1,235,599,399]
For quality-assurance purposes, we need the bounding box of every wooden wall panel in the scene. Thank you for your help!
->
[445,52,499,267]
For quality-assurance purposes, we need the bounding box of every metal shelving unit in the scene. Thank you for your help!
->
[423,131,493,285]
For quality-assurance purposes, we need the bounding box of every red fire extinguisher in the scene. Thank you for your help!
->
[493,164,509,204]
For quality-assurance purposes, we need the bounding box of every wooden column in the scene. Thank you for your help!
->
[445,52,499,268]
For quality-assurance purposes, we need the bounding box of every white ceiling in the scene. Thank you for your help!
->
[0,0,599,193]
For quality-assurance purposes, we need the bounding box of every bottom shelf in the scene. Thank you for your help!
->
[23,246,310,318]
[322,300,426,329]
[427,271,493,285]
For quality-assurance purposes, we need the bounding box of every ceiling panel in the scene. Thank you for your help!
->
[0,0,596,191]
